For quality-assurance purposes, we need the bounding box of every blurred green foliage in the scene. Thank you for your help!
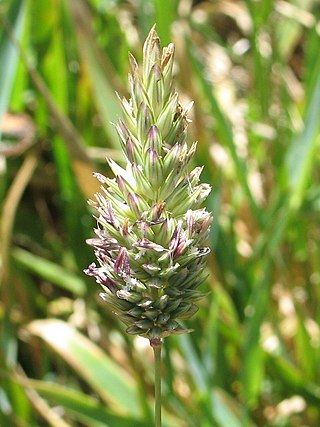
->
[1,0,320,426]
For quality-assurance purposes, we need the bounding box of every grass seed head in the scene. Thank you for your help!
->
[85,26,212,343]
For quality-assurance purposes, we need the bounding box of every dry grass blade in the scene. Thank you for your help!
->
[13,369,71,427]
[0,150,38,291]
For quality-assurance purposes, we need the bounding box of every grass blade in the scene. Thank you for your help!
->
[240,261,271,408]
[68,0,123,148]
[12,247,86,296]
[186,38,262,225]
[26,319,141,417]
[285,73,320,212]
[20,379,149,427]
[0,0,26,138]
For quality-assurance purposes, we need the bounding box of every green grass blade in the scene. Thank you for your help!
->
[12,247,86,296]
[67,0,122,148]
[186,39,262,225]
[285,74,320,212]
[211,388,250,427]
[268,353,320,407]
[0,352,33,425]
[178,333,207,393]
[26,319,141,417]
[25,380,149,427]
[0,0,26,138]
[240,260,271,407]
[295,307,317,381]
[154,0,178,45]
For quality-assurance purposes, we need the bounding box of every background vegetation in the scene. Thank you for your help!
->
[1,0,320,425]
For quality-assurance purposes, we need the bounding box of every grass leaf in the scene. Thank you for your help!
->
[26,319,141,417]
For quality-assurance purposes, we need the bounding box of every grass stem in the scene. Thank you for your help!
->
[153,343,162,427]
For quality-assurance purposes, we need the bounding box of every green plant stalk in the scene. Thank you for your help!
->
[152,344,162,427]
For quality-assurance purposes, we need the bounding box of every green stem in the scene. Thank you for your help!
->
[153,343,162,427]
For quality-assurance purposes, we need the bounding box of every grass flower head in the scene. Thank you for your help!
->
[85,26,212,346]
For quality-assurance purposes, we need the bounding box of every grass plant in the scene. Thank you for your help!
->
[1,1,320,426]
